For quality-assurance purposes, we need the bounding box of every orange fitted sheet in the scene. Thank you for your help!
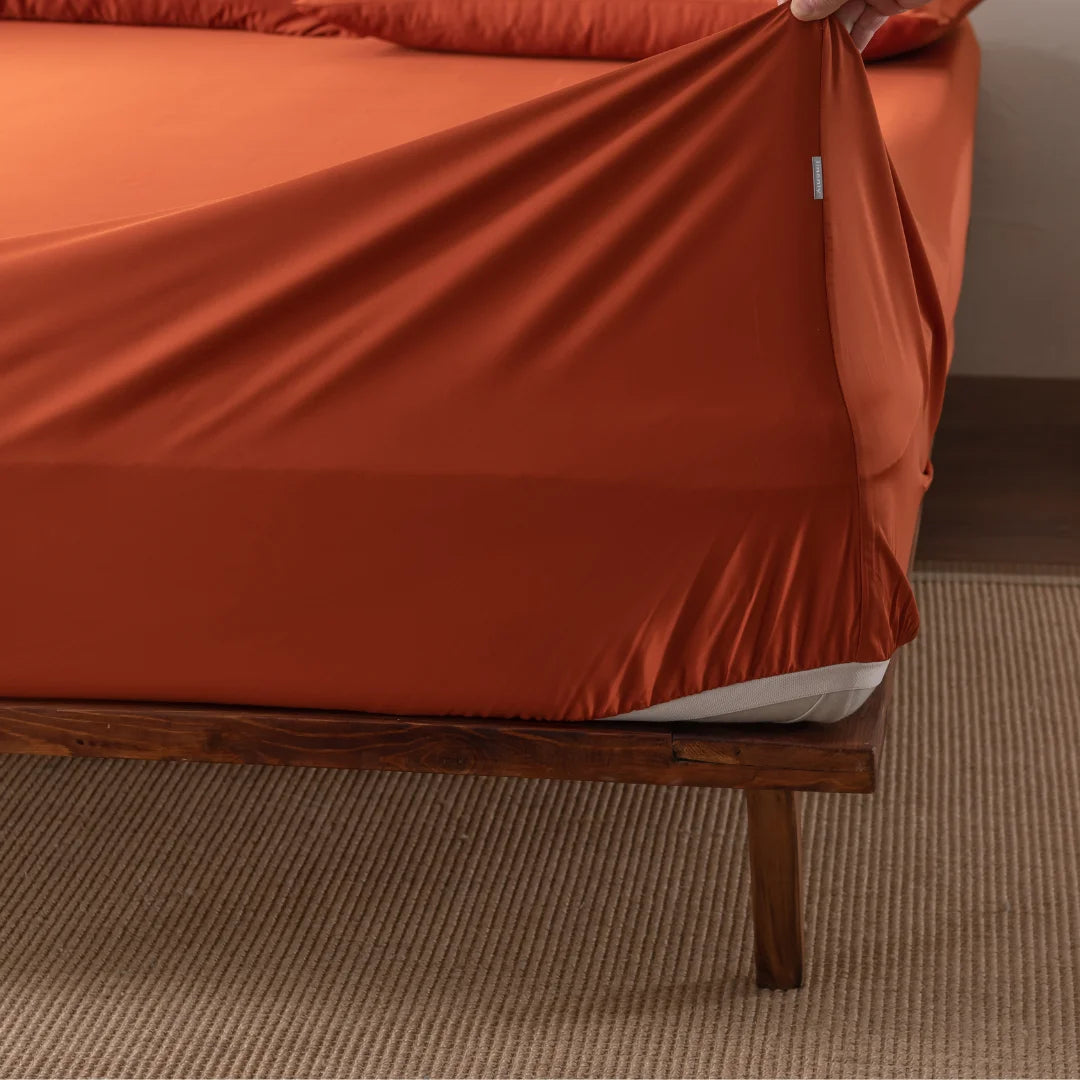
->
[0,12,979,719]
[0,18,978,277]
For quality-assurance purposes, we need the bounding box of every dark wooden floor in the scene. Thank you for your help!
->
[918,376,1080,566]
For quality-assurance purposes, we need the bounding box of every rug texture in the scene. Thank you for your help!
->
[0,567,1078,1079]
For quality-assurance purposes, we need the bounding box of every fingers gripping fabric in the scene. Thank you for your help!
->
[0,9,938,721]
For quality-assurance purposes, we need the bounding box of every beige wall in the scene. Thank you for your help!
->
[953,0,1080,378]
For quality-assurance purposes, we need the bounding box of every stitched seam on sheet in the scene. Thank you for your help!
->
[815,20,868,662]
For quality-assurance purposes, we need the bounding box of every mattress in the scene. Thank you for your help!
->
[0,11,979,723]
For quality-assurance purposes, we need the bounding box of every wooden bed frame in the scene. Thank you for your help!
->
[0,668,890,990]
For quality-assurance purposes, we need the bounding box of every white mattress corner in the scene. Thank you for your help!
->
[607,660,890,725]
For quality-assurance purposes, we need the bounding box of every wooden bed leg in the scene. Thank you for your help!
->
[744,788,805,990]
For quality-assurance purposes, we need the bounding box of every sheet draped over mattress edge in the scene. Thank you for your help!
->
[0,9,948,721]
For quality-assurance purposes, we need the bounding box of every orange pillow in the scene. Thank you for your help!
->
[297,0,981,59]
[863,0,982,60]
[0,0,342,34]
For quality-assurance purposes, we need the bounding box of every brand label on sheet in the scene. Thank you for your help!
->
[812,156,824,200]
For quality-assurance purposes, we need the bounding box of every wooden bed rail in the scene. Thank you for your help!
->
[0,673,888,793]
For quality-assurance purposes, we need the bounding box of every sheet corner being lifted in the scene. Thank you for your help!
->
[0,10,978,722]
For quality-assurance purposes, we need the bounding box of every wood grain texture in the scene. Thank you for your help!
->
[672,669,890,791]
[745,788,805,990]
[0,678,889,793]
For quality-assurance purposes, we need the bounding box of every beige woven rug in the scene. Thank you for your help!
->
[1,567,1078,1079]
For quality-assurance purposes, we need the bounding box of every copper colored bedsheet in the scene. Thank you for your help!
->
[0,11,979,720]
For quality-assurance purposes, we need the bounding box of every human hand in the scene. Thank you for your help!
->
[781,0,930,53]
